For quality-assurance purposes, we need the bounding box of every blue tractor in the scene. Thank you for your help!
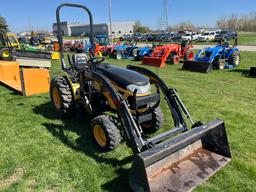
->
[182,38,240,73]
[134,46,154,61]
[110,43,139,60]
[95,35,109,46]
[134,43,163,61]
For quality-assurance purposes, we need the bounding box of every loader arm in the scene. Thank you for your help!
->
[127,65,194,129]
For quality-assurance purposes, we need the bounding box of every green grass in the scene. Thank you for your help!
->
[0,52,256,191]
[237,32,256,45]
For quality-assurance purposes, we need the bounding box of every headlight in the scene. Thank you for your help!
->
[127,83,151,94]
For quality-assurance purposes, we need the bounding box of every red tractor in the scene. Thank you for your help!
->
[142,41,194,68]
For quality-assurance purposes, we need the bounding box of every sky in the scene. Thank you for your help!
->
[1,0,256,32]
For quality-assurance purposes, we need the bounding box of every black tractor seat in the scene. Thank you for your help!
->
[95,63,149,89]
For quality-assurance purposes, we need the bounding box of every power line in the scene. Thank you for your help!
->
[160,0,168,31]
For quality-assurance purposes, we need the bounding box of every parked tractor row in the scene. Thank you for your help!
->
[120,29,237,43]
[71,34,241,72]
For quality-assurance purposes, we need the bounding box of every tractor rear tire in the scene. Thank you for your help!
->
[50,76,75,117]
[229,51,240,67]
[91,115,121,151]
[141,106,164,134]
[184,49,194,61]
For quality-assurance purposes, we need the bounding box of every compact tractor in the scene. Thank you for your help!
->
[142,41,194,68]
[50,3,232,192]
[109,43,139,59]
[183,39,240,73]
[134,46,154,61]
[0,33,16,61]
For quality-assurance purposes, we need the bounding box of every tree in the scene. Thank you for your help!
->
[177,22,195,31]
[134,21,142,32]
[216,12,256,32]
[217,16,228,29]
[0,16,8,33]
[134,20,150,33]
[169,22,195,32]
[136,26,150,33]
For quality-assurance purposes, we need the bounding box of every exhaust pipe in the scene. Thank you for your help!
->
[129,119,231,192]
[182,61,213,73]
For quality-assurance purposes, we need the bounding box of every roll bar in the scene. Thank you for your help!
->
[56,3,95,70]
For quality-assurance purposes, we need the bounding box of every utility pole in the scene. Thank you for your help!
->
[108,0,113,44]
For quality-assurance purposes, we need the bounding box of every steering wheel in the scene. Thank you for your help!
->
[89,57,105,64]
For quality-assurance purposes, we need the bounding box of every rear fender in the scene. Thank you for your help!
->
[182,45,193,56]
[210,53,221,63]
[226,47,239,59]
[64,72,80,100]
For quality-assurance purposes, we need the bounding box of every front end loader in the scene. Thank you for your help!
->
[142,42,194,68]
[248,67,256,77]
[51,3,232,192]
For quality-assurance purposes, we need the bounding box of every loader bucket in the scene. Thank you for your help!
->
[182,60,213,73]
[248,67,256,77]
[129,119,231,192]
[142,57,166,68]
[15,50,52,59]
[0,61,22,92]
[0,60,50,96]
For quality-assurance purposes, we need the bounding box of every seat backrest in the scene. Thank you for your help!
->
[72,53,88,71]
[223,42,230,48]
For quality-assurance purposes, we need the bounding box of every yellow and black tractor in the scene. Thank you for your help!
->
[50,3,232,192]
[0,33,16,61]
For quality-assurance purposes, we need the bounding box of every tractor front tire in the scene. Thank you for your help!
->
[115,51,122,60]
[213,57,225,70]
[229,51,240,67]
[184,49,194,61]
[0,48,14,61]
[50,76,75,117]
[141,106,164,134]
[102,50,109,57]
[91,115,121,151]
[131,48,139,58]
[166,52,179,65]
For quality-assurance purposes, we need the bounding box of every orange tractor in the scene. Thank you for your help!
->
[142,41,194,68]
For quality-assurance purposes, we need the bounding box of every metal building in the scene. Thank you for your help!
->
[52,21,135,36]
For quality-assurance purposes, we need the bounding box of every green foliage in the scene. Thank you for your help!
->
[217,13,256,32]
[0,16,8,33]
[0,52,256,191]
[136,26,150,33]
[134,20,150,33]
